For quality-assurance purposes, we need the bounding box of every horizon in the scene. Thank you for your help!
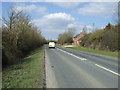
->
[2,2,118,40]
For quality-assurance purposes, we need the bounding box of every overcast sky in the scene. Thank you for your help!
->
[2,2,118,40]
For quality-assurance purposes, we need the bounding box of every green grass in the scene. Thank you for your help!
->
[67,46,118,58]
[2,47,44,88]
[56,44,62,46]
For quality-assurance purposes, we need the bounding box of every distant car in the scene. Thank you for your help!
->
[49,42,55,48]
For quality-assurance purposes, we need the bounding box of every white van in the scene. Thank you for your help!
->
[49,42,55,48]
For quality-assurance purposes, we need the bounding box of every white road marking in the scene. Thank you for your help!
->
[57,48,87,61]
[95,64,120,76]
[57,47,119,77]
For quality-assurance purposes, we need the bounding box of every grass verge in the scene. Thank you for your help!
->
[56,44,62,46]
[67,46,118,58]
[2,47,44,88]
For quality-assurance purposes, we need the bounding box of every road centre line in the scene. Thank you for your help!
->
[95,64,120,76]
[57,48,87,61]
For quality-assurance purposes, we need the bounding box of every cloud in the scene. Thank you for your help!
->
[32,13,94,39]
[78,2,117,17]
[69,22,93,33]
[2,0,119,2]
[44,0,119,2]
[36,7,47,14]
[52,2,80,8]
[13,4,47,14]
[32,13,76,39]
[32,12,75,30]
[14,4,36,12]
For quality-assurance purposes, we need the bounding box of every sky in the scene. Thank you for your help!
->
[1,2,118,40]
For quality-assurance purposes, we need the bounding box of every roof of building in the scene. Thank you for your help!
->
[73,34,80,38]
[73,32,84,38]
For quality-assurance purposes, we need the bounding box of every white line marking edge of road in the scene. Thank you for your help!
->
[57,47,120,77]
[57,48,87,61]
[95,64,120,76]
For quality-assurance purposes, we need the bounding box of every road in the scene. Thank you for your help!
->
[45,45,119,88]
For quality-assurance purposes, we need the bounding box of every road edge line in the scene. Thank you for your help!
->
[57,48,87,61]
[95,64,120,76]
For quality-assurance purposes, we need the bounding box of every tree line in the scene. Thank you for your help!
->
[2,8,46,66]
[58,29,75,45]
[81,23,119,51]
[57,23,119,52]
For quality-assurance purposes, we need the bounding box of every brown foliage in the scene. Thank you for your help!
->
[81,23,119,51]
[2,9,46,66]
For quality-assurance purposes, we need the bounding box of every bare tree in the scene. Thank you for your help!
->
[58,29,76,44]
[82,25,87,34]
[2,8,46,66]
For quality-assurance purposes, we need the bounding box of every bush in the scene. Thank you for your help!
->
[81,23,119,51]
[2,9,46,66]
